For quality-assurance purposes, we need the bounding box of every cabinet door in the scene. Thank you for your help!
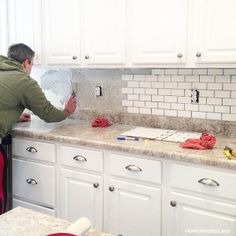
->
[7,0,42,64]
[81,0,126,65]
[193,0,236,64]
[128,0,187,65]
[105,178,161,236]
[167,191,236,236]
[44,0,81,65]
[0,0,8,56]
[60,169,103,229]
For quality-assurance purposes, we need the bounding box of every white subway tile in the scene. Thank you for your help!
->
[171,103,184,110]
[232,76,236,82]
[222,114,236,122]
[231,107,236,114]
[146,102,158,108]
[185,90,191,97]
[157,76,171,82]
[215,91,230,98]
[224,69,236,75]
[122,100,133,107]
[200,76,214,83]
[172,89,185,96]
[152,82,164,88]
[178,110,191,118]
[122,75,133,81]
[185,104,199,111]
[134,75,146,81]
[223,83,236,91]
[134,101,145,107]
[140,95,151,101]
[199,97,207,104]
[232,91,236,98]
[152,69,165,75]
[128,81,139,88]
[207,113,221,120]
[122,87,133,94]
[127,107,139,113]
[140,107,151,115]
[127,94,139,100]
[145,75,157,81]
[215,76,230,83]
[199,105,214,112]
[165,69,178,75]
[193,69,207,75]
[200,90,214,97]
[192,112,206,119]
[165,110,177,117]
[208,69,223,75]
[164,96,177,103]
[159,102,171,109]
[185,76,199,82]
[165,82,178,89]
[207,83,222,90]
[215,106,230,113]
[207,98,222,105]
[178,83,192,89]
[192,83,207,90]
[178,97,190,104]
[134,88,145,94]
[171,76,185,82]
[158,89,171,95]
[223,98,236,106]
[140,81,152,88]
[152,109,164,116]
[146,88,157,95]
[179,69,192,75]
[152,95,164,102]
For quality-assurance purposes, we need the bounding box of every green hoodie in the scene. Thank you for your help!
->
[0,55,67,138]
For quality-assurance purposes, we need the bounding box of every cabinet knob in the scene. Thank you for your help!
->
[72,55,78,60]
[26,146,37,153]
[196,52,201,57]
[93,183,99,188]
[73,155,87,162]
[84,55,90,60]
[198,178,220,187]
[170,200,177,207]
[177,53,183,58]
[26,178,38,185]
[109,186,115,192]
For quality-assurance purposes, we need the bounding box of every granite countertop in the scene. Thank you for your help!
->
[0,207,113,236]
[13,117,236,170]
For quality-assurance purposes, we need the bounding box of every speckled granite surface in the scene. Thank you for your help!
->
[12,117,236,170]
[0,207,113,236]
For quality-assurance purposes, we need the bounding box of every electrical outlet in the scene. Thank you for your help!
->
[95,86,102,97]
[191,89,199,104]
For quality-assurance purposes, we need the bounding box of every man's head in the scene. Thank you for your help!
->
[7,43,35,75]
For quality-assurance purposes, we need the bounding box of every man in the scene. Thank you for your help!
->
[0,43,76,213]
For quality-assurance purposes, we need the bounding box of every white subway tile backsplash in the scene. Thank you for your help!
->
[199,105,214,112]
[128,81,139,88]
[145,75,157,81]
[146,102,158,108]
[140,81,152,88]
[140,95,151,101]
[178,97,190,104]
[207,98,222,105]
[200,76,214,83]
[164,96,177,103]
[199,97,207,104]
[134,88,145,94]
[222,114,236,121]
[231,107,236,114]
[152,95,164,102]
[152,109,164,116]
[158,89,171,96]
[208,69,223,75]
[165,110,177,117]
[152,82,164,88]
[232,91,236,98]
[232,76,236,82]
[127,94,139,100]
[185,76,199,82]
[185,104,199,111]
[172,89,185,96]
[165,82,178,89]
[207,83,222,90]
[215,91,230,98]
[159,102,171,109]
[158,76,171,82]
[127,107,139,113]
[224,83,236,91]
[178,110,191,118]
[134,101,145,107]
[193,69,207,75]
[171,76,185,82]
[152,69,165,75]
[146,88,157,95]
[179,69,192,75]
[134,75,146,81]
[200,90,214,97]
[178,83,191,89]
[223,99,236,106]
[171,103,184,110]
[165,69,178,75]
[140,107,151,114]
[207,113,221,120]
[224,69,236,75]
[215,106,230,113]
[122,75,133,81]
[192,83,207,90]
[215,76,230,83]
[192,112,206,119]
[122,87,133,94]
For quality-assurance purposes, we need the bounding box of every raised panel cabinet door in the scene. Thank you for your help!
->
[59,169,103,230]
[44,0,81,65]
[7,0,42,64]
[0,0,8,56]
[105,179,161,236]
[167,192,236,236]
[193,0,236,64]
[128,0,188,65]
[81,0,126,65]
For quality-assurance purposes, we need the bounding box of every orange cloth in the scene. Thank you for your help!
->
[91,118,111,127]
[180,133,216,150]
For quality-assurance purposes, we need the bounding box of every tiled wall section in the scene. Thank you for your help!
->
[122,69,236,122]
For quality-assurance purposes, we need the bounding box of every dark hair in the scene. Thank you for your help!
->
[7,43,35,64]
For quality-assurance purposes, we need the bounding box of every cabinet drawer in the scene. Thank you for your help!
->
[60,146,103,172]
[109,153,162,184]
[13,159,55,207]
[12,138,55,163]
[170,164,236,201]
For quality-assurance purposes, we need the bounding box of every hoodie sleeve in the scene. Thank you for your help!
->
[19,77,67,123]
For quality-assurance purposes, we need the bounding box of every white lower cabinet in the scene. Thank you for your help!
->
[59,168,103,229]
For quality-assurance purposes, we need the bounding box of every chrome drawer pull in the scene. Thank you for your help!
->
[125,165,142,172]
[26,178,38,185]
[198,178,220,187]
[73,155,87,162]
[26,146,37,153]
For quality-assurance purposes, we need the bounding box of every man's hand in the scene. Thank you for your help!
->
[19,112,31,122]
[64,96,77,117]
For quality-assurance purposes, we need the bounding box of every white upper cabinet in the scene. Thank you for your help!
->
[81,0,126,66]
[7,0,42,64]
[128,0,188,66]
[192,0,236,65]
[44,0,81,65]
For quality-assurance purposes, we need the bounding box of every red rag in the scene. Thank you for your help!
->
[91,118,111,127]
[0,149,5,214]
[180,133,216,150]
